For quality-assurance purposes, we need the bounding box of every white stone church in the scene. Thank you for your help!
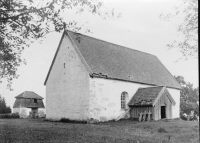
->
[44,30,181,121]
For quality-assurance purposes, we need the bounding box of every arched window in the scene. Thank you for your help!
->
[121,92,128,110]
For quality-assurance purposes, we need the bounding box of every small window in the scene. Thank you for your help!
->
[34,99,37,103]
[121,95,126,109]
[64,63,65,68]
[121,92,128,110]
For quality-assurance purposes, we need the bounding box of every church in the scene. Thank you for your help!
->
[44,30,181,122]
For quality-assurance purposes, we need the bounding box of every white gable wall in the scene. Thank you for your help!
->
[46,34,90,120]
[167,88,180,118]
[89,77,180,121]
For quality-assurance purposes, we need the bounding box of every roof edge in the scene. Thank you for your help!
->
[153,87,176,106]
[152,87,166,106]
[128,88,140,106]
[129,105,153,107]
[90,74,181,90]
[44,31,65,85]
[31,91,44,99]
[164,89,176,105]
[15,92,24,98]
[155,57,181,89]
[15,91,44,99]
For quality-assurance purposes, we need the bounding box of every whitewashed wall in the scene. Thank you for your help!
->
[89,77,181,121]
[13,108,45,118]
[13,108,20,114]
[89,77,154,121]
[46,34,90,120]
[13,108,31,118]
[167,88,180,118]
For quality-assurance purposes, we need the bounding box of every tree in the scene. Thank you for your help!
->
[0,95,12,114]
[0,0,114,89]
[175,76,199,119]
[161,0,198,59]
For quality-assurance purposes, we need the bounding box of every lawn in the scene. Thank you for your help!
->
[0,119,199,143]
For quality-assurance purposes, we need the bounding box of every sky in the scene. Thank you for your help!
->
[0,0,198,109]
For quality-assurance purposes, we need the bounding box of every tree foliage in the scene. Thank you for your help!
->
[161,0,198,59]
[0,0,112,89]
[0,95,12,114]
[175,76,199,118]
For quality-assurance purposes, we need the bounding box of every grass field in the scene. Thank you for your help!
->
[0,119,199,143]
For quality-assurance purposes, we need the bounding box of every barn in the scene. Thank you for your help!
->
[44,30,181,122]
[128,86,176,120]
[13,91,45,118]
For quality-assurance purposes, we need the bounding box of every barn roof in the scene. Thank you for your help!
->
[128,86,176,106]
[15,91,44,99]
[44,30,181,90]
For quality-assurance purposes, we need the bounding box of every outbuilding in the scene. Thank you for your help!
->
[13,91,45,118]
[128,86,176,120]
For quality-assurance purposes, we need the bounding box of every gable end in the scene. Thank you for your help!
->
[44,31,92,85]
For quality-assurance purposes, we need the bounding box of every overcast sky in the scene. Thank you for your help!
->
[0,0,198,108]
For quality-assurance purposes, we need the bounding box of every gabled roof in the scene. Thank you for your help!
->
[44,30,181,90]
[128,86,176,106]
[15,91,44,99]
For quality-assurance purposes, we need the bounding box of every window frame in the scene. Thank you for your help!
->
[121,92,128,110]
[34,99,37,103]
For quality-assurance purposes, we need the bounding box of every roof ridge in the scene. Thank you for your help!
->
[65,29,157,58]
[24,91,34,93]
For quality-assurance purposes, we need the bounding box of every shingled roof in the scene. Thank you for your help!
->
[128,86,176,106]
[44,30,181,89]
[15,91,44,99]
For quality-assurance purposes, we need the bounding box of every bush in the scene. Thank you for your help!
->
[158,127,168,133]
[0,113,19,119]
[60,118,87,124]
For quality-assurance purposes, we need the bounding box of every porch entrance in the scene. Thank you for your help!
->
[161,106,166,119]
[31,108,38,118]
